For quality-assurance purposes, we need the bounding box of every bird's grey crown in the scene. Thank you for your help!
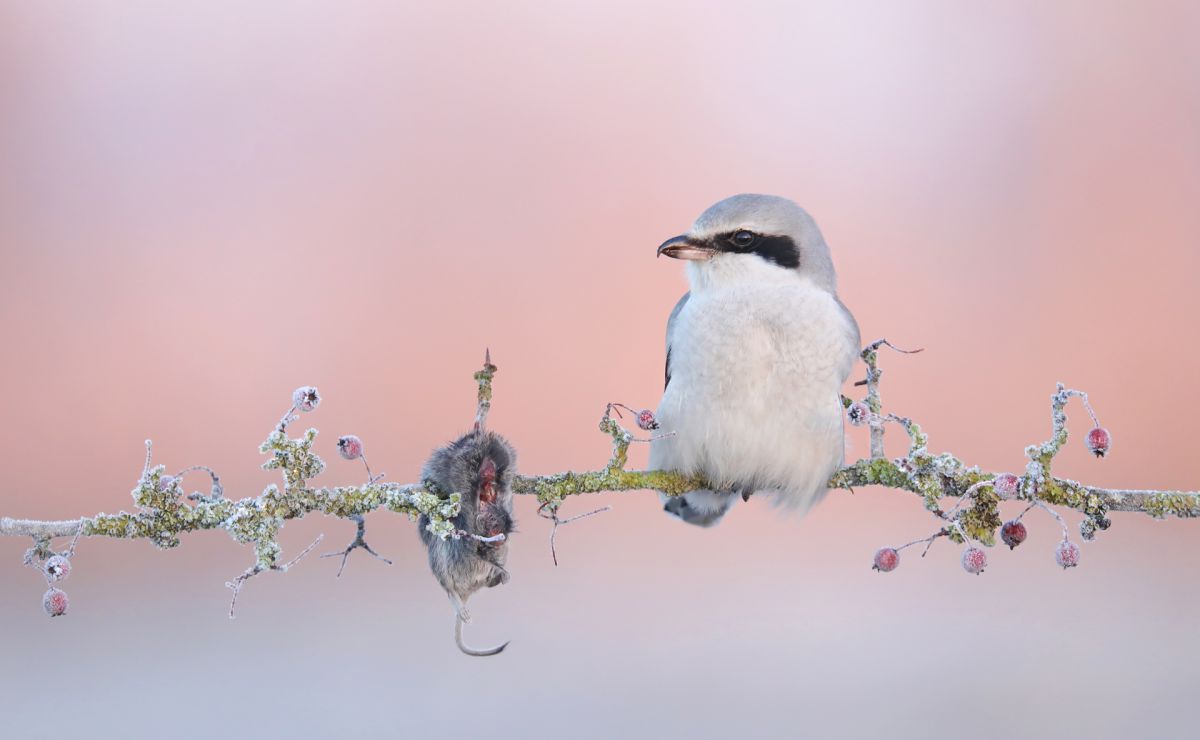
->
[690,193,838,291]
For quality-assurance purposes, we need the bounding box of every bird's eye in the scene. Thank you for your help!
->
[731,230,757,248]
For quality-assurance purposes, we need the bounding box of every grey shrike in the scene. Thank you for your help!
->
[648,194,861,527]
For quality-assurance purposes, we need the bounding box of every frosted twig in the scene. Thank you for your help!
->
[943,480,990,522]
[321,515,392,578]
[473,349,497,433]
[141,440,154,479]
[360,456,382,485]
[894,528,948,557]
[457,530,507,543]
[1032,500,1070,540]
[178,465,224,501]
[860,339,923,458]
[65,521,83,558]
[227,534,324,619]
[538,502,612,566]
[276,406,299,433]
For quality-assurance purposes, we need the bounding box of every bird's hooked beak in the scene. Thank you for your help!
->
[657,234,716,261]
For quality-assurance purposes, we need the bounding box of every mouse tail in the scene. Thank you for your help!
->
[454,613,509,657]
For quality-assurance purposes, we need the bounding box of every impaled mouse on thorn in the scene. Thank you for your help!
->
[418,429,516,657]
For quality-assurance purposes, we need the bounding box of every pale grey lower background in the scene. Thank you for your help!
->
[3,494,1195,740]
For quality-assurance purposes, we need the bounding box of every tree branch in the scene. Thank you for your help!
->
[2,349,1197,615]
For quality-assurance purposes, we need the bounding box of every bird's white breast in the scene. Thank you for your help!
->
[649,271,859,512]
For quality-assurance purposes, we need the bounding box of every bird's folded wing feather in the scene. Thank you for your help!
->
[664,292,689,390]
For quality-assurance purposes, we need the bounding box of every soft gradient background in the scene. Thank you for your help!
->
[2,2,1199,738]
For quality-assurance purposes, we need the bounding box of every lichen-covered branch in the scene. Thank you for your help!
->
[3,349,1198,617]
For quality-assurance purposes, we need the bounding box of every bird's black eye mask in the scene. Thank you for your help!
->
[714,230,800,269]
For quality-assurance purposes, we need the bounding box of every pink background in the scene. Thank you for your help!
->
[2,2,1199,738]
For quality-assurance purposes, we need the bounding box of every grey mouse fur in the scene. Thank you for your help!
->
[418,429,516,656]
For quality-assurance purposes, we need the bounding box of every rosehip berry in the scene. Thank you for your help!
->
[872,547,899,572]
[636,409,660,431]
[43,587,69,617]
[992,473,1020,497]
[44,555,71,582]
[1000,520,1027,550]
[292,386,321,413]
[847,402,870,427]
[337,435,364,460]
[1055,539,1080,569]
[961,546,987,575]
[1085,427,1111,458]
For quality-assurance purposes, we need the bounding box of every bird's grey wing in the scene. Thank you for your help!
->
[833,294,862,380]
[664,292,689,390]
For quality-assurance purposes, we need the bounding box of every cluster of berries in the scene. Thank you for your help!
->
[872,528,1081,575]
[871,472,1095,576]
[42,553,72,617]
[853,388,1112,576]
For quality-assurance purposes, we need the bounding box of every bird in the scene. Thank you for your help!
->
[647,194,861,527]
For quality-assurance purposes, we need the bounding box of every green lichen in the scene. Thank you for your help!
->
[1143,492,1200,519]
[829,458,909,490]
[959,486,1002,546]
[260,428,326,491]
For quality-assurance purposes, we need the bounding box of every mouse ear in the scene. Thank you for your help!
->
[478,457,498,503]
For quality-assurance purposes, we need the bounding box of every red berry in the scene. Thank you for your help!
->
[1000,520,1027,549]
[337,435,364,460]
[872,547,899,572]
[1055,539,1080,569]
[292,386,321,413]
[44,555,71,582]
[43,587,69,617]
[992,473,1020,497]
[847,402,870,427]
[961,546,987,574]
[1085,427,1111,458]
[636,409,660,431]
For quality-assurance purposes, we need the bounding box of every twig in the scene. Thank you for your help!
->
[321,515,392,578]
[227,534,324,618]
[860,339,924,458]
[538,502,612,566]
[473,348,497,433]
